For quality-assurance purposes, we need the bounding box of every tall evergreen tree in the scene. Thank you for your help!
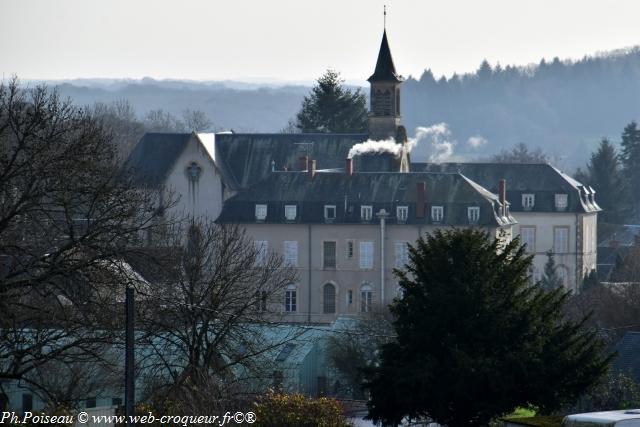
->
[295,69,368,133]
[541,250,564,291]
[620,121,640,220]
[579,138,623,223]
[364,230,609,427]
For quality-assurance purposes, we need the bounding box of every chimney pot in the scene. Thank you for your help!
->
[345,158,353,176]
[416,182,426,218]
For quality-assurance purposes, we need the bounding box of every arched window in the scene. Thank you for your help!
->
[361,283,373,313]
[323,283,336,314]
[285,284,297,312]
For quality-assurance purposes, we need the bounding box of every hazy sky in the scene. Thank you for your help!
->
[2,0,640,84]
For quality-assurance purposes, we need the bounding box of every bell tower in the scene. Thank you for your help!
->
[368,29,403,140]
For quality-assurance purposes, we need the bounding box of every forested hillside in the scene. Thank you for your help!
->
[51,46,640,167]
[402,47,640,166]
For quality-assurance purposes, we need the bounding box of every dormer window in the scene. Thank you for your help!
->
[284,205,297,221]
[397,206,408,222]
[255,204,267,221]
[555,194,568,211]
[522,194,535,210]
[431,206,444,223]
[361,205,373,221]
[468,206,480,224]
[324,205,336,221]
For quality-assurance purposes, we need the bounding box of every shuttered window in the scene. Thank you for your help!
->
[395,242,409,268]
[554,227,569,253]
[323,283,336,313]
[254,241,268,266]
[283,241,298,267]
[323,241,336,268]
[360,241,373,269]
[520,227,536,253]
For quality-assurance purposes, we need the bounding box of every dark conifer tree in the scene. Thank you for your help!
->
[295,69,368,133]
[365,229,609,427]
[620,121,640,220]
[541,250,564,291]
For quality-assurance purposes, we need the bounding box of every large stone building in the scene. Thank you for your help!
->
[415,162,600,290]
[125,28,599,304]
[216,164,515,323]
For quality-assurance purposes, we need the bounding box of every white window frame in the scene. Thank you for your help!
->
[285,284,297,312]
[468,206,480,223]
[359,241,374,270]
[361,205,373,221]
[431,205,444,222]
[522,194,535,210]
[324,205,336,221]
[554,226,569,253]
[283,240,298,267]
[397,206,408,222]
[284,204,297,221]
[360,283,373,313]
[254,241,268,266]
[555,194,568,211]
[520,226,536,253]
[395,242,409,269]
[255,204,267,221]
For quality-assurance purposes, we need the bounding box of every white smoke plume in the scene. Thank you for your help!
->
[467,135,488,148]
[347,138,402,159]
[407,123,455,163]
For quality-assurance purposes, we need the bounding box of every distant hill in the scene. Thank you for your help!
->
[50,45,640,168]
[54,79,309,133]
[402,47,640,168]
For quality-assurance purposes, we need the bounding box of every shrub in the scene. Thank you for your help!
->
[254,390,352,427]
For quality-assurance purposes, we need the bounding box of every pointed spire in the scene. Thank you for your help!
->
[368,30,402,83]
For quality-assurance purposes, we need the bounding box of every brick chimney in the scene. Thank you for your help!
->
[498,179,506,216]
[345,158,353,176]
[299,156,308,171]
[416,182,426,218]
[308,159,316,179]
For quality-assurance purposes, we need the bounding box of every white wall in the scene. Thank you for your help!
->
[164,135,223,222]
[244,221,510,324]
[512,211,596,291]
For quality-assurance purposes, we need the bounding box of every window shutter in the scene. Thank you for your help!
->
[284,241,298,267]
[360,241,373,269]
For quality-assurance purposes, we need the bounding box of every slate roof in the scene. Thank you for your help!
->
[613,331,640,383]
[214,133,367,190]
[412,162,600,213]
[216,170,515,227]
[123,133,194,187]
[368,30,402,83]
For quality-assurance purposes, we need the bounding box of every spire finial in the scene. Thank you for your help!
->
[383,5,387,30]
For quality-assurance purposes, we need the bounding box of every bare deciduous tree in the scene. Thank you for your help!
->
[182,108,214,132]
[143,109,185,133]
[90,99,145,162]
[326,305,394,399]
[0,77,167,393]
[135,220,300,411]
